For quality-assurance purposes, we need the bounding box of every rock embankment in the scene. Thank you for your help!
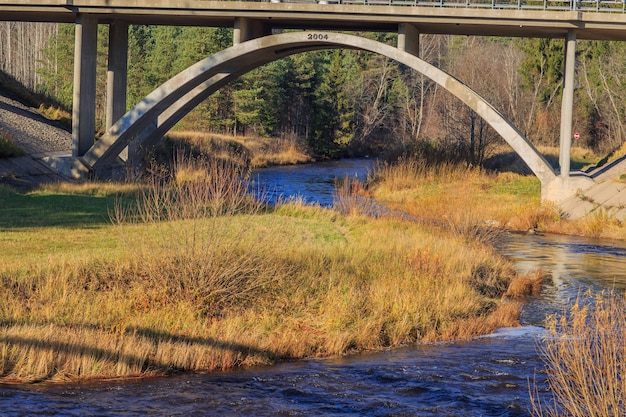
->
[0,89,71,156]
[0,88,72,189]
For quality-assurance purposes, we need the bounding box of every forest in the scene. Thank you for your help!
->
[3,22,626,162]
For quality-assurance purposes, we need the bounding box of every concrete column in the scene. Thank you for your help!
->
[234,17,270,45]
[559,30,576,179]
[106,20,129,131]
[72,13,98,157]
[398,23,420,56]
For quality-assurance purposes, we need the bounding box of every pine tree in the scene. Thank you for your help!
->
[309,50,356,157]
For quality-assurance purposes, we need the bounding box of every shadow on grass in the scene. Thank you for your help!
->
[0,323,277,383]
[0,187,115,229]
[483,152,590,175]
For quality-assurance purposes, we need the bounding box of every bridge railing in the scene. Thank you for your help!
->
[273,0,626,12]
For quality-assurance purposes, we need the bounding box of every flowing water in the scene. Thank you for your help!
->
[3,159,626,416]
[250,158,377,207]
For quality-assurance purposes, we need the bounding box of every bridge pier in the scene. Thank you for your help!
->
[72,13,97,157]
[543,30,595,203]
[106,20,129,132]
[234,17,271,44]
[106,20,130,162]
[559,29,576,180]
[72,15,130,163]
[397,23,419,56]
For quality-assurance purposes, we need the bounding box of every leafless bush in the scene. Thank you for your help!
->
[111,153,279,317]
[333,175,384,217]
[532,291,626,417]
[113,153,265,224]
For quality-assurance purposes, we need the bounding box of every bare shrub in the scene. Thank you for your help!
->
[0,128,25,158]
[111,154,280,318]
[113,153,265,224]
[504,269,544,300]
[332,175,383,217]
[532,291,626,417]
[444,211,505,246]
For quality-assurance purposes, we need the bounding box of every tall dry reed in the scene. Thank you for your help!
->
[532,291,626,417]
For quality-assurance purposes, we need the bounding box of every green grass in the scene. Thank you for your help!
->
[487,174,541,198]
[0,184,135,267]
[0,185,115,229]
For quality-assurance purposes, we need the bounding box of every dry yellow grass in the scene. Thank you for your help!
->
[0,156,534,383]
[37,104,71,128]
[41,181,143,197]
[368,155,626,239]
[0,211,527,383]
[167,131,313,168]
[370,157,553,231]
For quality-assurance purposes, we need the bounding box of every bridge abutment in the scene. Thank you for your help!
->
[542,175,594,204]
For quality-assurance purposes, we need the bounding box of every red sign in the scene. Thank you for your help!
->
[574,133,580,140]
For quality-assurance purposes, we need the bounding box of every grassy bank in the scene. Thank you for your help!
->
[368,152,626,414]
[367,153,626,240]
[165,131,313,168]
[0,157,537,383]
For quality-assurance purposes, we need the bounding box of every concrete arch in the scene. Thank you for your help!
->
[83,31,556,185]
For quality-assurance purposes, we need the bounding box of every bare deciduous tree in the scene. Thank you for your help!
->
[0,22,58,91]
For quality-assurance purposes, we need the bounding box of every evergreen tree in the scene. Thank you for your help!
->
[272,53,318,138]
[127,25,155,107]
[517,38,564,105]
[232,70,265,136]
[309,50,356,158]
[576,40,626,151]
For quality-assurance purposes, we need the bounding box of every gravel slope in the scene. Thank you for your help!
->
[0,89,71,156]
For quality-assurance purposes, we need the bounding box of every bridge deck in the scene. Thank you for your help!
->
[1,0,626,40]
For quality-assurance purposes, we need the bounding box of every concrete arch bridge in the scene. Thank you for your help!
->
[4,0,626,218]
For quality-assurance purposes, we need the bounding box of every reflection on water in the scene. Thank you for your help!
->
[4,159,626,415]
[500,233,626,326]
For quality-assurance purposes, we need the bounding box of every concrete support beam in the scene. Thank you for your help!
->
[233,17,270,45]
[398,23,420,56]
[106,20,129,131]
[72,13,98,157]
[559,29,576,179]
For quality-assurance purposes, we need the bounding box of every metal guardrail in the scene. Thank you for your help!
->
[270,0,626,12]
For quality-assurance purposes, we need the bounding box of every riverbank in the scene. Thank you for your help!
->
[0,157,540,384]
[163,131,313,168]
[367,156,626,241]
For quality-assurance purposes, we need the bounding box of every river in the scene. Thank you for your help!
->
[2,159,626,416]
